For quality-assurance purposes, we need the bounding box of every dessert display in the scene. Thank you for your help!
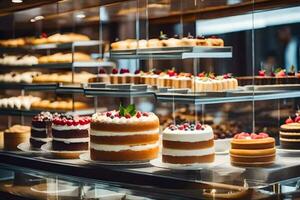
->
[38,52,91,64]
[162,122,215,165]
[0,96,41,110]
[32,71,95,84]
[0,55,38,66]
[0,38,26,47]
[30,112,53,149]
[4,125,31,151]
[0,33,90,47]
[111,33,224,50]
[237,67,300,86]
[109,68,140,84]
[31,99,89,111]
[0,71,41,83]
[230,132,276,167]
[193,73,238,92]
[88,68,110,83]
[51,114,91,152]
[280,115,300,149]
[90,104,159,161]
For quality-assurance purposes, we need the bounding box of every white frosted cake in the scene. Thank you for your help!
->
[90,105,160,161]
[162,122,215,164]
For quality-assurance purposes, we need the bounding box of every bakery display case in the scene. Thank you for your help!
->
[0,0,300,199]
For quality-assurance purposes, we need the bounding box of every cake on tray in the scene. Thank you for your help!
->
[280,115,300,149]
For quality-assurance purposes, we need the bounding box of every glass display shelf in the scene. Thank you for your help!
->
[0,40,103,51]
[0,151,298,200]
[0,108,95,116]
[0,83,58,90]
[109,46,233,60]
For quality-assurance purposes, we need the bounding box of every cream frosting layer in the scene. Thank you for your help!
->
[92,111,158,124]
[52,124,90,131]
[90,128,159,136]
[53,137,89,143]
[162,146,215,156]
[30,137,52,142]
[280,132,300,136]
[280,138,300,142]
[163,125,213,142]
[90,141,159,152]
[31,126,46,131]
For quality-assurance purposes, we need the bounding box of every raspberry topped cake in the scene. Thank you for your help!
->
[230,132,276,167]
[52,114,91,152]
[90,104,159,161]
[30,112,53,149]
[280,115,300,149]
[162,122,215,165]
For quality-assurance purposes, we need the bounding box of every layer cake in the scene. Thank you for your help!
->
[162,122,215,165]
[52,114,91,151]
[230,132,275,167]
[30,112,53,149]
[90,105,159,161]
[280,116,300,149]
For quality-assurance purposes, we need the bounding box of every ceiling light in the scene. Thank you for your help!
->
[12,0,23,3]
[30,19,35,23]
[34,15,44,20]
[76,13,86,19]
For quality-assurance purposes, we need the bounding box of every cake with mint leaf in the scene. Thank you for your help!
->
[90,104,160,161]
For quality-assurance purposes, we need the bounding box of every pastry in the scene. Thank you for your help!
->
[30,112,53,149]
[52,114,91,152]
[230,132,276,167]
[88,68,110,83]
[206,36,224,46]
[4,125,31,151]
[90,104,159,161]
[162,122,215,165]
[280,116,300,149]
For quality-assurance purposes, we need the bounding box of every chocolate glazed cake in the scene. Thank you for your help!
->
[51,114,91,151]
[30,112,53,149]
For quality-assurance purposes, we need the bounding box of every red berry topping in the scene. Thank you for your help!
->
[67,120,73,126]
[73,120,79,126]
[183,123,189,128]
[79,119,85,125]
[134,69,141,74]
[125,113,131,119]
[115,113,120,118]
[286,117,294,124]
[142,112,149,117]
[106,112,111,117]
[120,68,130,74]
[195,123,202,130]
[178,125,184,130]
[295,116,300,123]
[167,70,177,77]
[276,70,286,77]
[250,133,257,139]
[258,132,269,138]
[99,68,106,74]
[136,111,142,118]
[198,72,205,77]
[258,70,265,77]
[112,68,118,74]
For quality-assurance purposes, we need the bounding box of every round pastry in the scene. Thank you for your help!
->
[181,35,197,46]
[196,36,208,46]
[147,39,163,48]
[30,112,53,149]
[162,38,183,47]
[280,116,300,149]
[4,125,31,151]
[162,122,215,165]
[128,39,147,49]
[230,132,275,167]
[206,36,224,46]
[90,105,159,161]
[52,114,91,152]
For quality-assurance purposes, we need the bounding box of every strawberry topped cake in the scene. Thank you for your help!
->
[162,122,215,165]
[51,114,91,152]
[230,132,276,167]
[30,112,53,149]
[280,115,300,149]
[90,104,160,161]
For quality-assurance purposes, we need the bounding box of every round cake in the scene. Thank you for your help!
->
[230,132,275,167]
[90,105,159,161]
[4,125,31,151]
[30,112,53,149]
[162,122,215,165]
[51,114,91,151]
[280,116,300,149]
